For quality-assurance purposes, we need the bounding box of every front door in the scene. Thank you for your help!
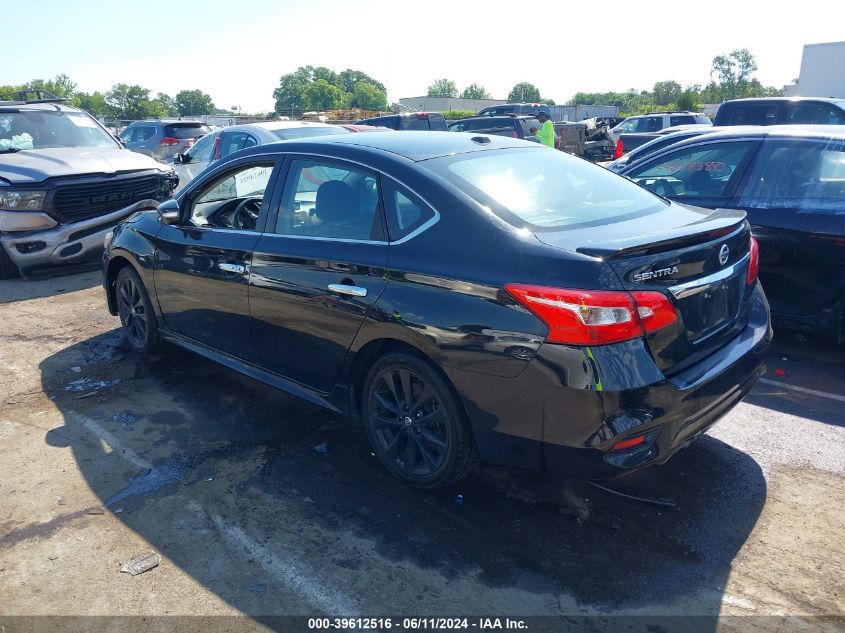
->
[250,157,389,393]
[154,158,279,362]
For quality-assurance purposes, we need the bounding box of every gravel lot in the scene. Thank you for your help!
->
[1,271,843,632]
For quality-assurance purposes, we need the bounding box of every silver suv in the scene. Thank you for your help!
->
[119,119,211,162]
[608,111,711,143]
[0,94,178,279]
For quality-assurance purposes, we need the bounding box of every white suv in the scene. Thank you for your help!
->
[608,111,711,143]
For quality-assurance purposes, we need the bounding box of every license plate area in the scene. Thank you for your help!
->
[669,264,745,343]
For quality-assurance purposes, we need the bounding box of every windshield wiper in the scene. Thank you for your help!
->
[0,147,21,153]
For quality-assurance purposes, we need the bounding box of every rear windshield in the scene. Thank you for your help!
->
[164,123,211,138]
[0,110,118,151]
[270,126,348,140]
[427,147,666,230]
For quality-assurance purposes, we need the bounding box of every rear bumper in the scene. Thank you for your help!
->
[451,284,772,478]
[0,199,158,276]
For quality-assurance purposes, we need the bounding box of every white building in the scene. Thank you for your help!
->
[784,41,845,98]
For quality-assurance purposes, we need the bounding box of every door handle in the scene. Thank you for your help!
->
[219,262,246,274]
[328,284,367,297]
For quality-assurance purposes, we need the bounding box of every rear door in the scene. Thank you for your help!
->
[249,157,389,392]
[731,137,845,319]
[154,157,279,361]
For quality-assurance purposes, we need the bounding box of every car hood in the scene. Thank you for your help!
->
[0,147,169,185]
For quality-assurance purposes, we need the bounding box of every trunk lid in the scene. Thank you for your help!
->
[536,203,753,375]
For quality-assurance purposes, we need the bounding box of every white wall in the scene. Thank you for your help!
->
[784,41,845,98]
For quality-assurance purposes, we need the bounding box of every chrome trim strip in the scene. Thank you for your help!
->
[668,253,749,300]
[328,284,368,297]
[218,262,246,274]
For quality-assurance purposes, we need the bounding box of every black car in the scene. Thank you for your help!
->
[354,112,448,131]
[448,115,541,141]
[714,97,845,126]
[620,125,845,341]
[104,132,770,488]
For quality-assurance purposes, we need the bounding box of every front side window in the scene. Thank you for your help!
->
[428,147,666,230]
[189,162,274,230]
[184,131,216,162]
[219,132,258,158]
[627,141,756,199]
[737,139,845,211]
[788,104,845,125]
[274,159,384,241]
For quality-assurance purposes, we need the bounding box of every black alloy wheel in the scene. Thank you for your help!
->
[363,352,473,488]
[116,267,158,353]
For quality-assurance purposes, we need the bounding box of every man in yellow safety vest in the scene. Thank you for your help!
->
[532,110,556,147]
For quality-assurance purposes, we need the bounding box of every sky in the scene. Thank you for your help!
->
[3,0,845,113]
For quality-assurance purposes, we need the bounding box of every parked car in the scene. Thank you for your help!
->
[476,103,620,122]
[119,120,211,162]
[355,112,448,131]
[714,97,845,126]
[619,125,845,341]
[104,132,770,488]
[0,95,177,279]
[605,126,756,172]
[172,120,349,191]
[448,115,541,140]
[608,112,711,143]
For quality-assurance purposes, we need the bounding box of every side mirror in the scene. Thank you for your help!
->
[174,153,186,164]
[157,199,181,225]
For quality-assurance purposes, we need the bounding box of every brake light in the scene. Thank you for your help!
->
[615,138,624,159]
[747,236,759,285]
[159,137,180,146]
[416,113,429,119]
[504,285,678,345]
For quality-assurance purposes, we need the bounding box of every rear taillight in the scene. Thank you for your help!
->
[159,137,180,146]
[614,138,624,159]
[747,236,759,285]
[504,285,678,346]
[611,434,646,451]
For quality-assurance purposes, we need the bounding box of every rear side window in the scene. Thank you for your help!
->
[729,105,778,125]
[669,115,696,126]
[788,104,845,125]
[382,181,435,241]
[737,139,845,211]
[628,141,756,199]
[218,132,258,158]
[164,124,211,139]
[429,148,666,230]
[641,116,663,132]
[402,116,429,131]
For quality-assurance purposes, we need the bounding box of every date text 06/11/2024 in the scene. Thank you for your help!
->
[307,617,529,630]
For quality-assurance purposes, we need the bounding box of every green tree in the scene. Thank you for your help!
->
[460,83,491,100]
[652,80,681,106]
[349,82,387,109]
[105,84,152,119]
[338,69,386,94]
[427,78,458,98]
[675,89,698,111]
[155,93,179,116]
[175,89,215,116]
[75,92,108,117]
[507,82,541,103]
[302,79,345,110]
[29,74,77,99]
[273,66,313,112]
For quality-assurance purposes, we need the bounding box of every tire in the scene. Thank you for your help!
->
[362,351,473,489]
[115,267,159,353]
[0,243,20,280]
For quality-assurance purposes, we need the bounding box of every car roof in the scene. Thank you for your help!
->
[251,120,339,131]
[721,96,845,104]
[234,130,536,162]
[0,101,82,113]
[125,119,208,125]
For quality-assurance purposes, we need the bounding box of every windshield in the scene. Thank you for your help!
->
[0,110,119,151]
[270,127,348,141]
[427,147,667,230]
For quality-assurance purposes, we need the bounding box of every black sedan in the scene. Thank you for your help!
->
[619,125,845,342]
[104,132,770,488]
